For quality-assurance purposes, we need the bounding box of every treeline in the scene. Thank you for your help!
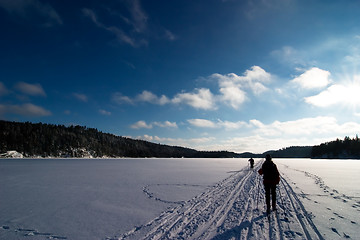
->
[237,141,360,159]
[0,120,239,158]
[1,120,359,159]
[311,136,360,159]
[238,146,313,158]
[265,146,313,158]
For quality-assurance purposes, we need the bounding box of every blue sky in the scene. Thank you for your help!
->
[1,0,360,153]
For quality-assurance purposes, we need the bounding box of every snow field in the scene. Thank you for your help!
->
[1,158,359,239]
[116,161,326,240]
[277,160,360,239]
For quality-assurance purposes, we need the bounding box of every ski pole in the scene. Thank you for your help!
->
[277,178,285,209]
[256,160,263,210]
[256,174,261,210]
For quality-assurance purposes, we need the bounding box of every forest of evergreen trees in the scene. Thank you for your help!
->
[311,136,360,159]
[0,120,239,158]
[1,120,359,159]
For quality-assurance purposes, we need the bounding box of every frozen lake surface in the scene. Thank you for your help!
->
[0,158,359,239]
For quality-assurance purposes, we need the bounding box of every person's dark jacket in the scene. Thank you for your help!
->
[258,160,280,185]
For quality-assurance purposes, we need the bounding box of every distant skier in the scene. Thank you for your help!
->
[258,154,280,214]
[248,158,254,169]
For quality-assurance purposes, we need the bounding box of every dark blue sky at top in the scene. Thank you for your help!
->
[1,0,360,153]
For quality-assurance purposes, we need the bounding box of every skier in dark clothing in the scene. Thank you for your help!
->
[248,158,254,169]
[258,154,280,214]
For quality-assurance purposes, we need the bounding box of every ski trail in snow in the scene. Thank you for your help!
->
[113,162,324,240]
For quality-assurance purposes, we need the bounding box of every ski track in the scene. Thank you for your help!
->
[112,162,325,240]
[279,164,359,239]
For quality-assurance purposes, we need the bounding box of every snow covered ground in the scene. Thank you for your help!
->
[0,158,359,240]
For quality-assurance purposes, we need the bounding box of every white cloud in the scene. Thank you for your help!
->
[112,92,134,105]
[129,116,360,153]
[0,103,51,117]
[99,109,111,116]
[188,118,249,130]
[290,67,331,89]
[188,119,218,128]
[141,134,154,141]
[305,83,360,107]
[131,120,152,129]
[153,121,178,128]
[172,88,217,110]
[15,82,46,96]
[112,66,271,110]
[73,93,88,102]
[0,0,62,26]
[218,120,250,130]
[218,135,316,154]
[214,66,271,93]
[252,116,360,138]
[219,82,247,109]
[131,120,177,129]
[136,90,170,105]
[114,88,217,110]
[211,66,271,109]
[187,117,360,153]
[241,66,271,83]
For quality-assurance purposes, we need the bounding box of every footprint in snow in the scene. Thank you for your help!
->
[333,212,344,219]
[331,227,340,236]
[343,232,351,239]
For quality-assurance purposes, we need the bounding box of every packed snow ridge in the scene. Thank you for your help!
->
[109,161,357,240]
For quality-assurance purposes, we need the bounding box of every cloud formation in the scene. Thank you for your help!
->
[73,93,88,102]
[212,66,271,109]
[144,116,360,153]
[15,82,46,96]
[112,92,134,105]
[82,8,142,47]
[290,67,331,89]
[305,83,360,107]
[187,118,249,130]
[82,0,176,47]
[99,109,111,116]
[131,120,152,129]
[187,119,218,128]
[172,88,216,110]
[131,120,177,129]
[136,90,170,105]
[0,103,51,117]
[113,66,271,110]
